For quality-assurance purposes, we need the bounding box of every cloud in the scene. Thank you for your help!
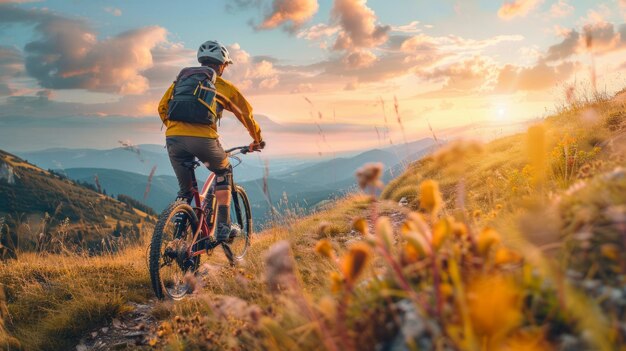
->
[545,29,579,61]
[257,0,319,31]
[221,43,283,93]
[0,46,23,96]
[297,23,340,41]
[420,56,498,94]
[498,0,543,20]
[331,0,390,51]
[494,61,575,93]
[104,7,122,16]
[0,5,167,94]
[545,21,626,61]
[549,0,573,18]
[391,21,421,34]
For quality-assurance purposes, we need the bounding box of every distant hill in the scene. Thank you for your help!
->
[16,144,309,181]
[0,149,153,253]
[63,168,179,212]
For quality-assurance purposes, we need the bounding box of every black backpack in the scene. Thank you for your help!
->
[167,67,218,125]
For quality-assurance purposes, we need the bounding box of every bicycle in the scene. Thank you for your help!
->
[148,144,258,300]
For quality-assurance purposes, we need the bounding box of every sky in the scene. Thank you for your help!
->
[1,0,626,155]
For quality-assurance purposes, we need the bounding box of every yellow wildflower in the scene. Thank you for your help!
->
[494,247,522,266]
[352,217,369,235]
[419,179,443,216]
[467,274,522,341]
[375,216,394,251]
[477,227,501,256]
[600,243,619,261]
[432,217,452,250]
[341,242,372,286]
[315,239,334,259]
[330,271,343,293]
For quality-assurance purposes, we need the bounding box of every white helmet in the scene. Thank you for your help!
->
[197,40,233,65]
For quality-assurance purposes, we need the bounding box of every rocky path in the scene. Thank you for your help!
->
[76,301,158,350]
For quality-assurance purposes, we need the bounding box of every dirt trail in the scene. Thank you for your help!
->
[78,206,408,350]
[76,301,158,350]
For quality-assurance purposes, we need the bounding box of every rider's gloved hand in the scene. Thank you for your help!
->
[249,140,265,152]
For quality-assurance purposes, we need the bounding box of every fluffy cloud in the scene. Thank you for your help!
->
[257,0,319,31]
[498,0,543,20]
[545,21,626,61]
[331,0,390,51]
[221,43,283,92]
[420,56,498,93]
[494,61,575,92]
[0,5,167,94]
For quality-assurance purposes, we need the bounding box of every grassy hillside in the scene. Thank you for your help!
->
[0,150,153,253]
[64,167,179,212]
[1,93,625,350]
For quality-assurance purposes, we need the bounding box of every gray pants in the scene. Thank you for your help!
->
[166,136,231,199]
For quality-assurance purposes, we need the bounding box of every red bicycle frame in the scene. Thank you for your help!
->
[187,171,217,258]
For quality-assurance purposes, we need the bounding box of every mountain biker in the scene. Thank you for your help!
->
[158,40,264,242]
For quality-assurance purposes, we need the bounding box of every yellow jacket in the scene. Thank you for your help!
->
[158,76,262,142]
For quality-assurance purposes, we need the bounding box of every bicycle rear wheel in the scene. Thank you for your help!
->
[227,185,252,262]
[149,200,199,300]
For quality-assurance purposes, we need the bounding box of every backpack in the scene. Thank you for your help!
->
[167,67,218,125]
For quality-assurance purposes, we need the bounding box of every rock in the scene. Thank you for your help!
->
[76,343,88,351]
[100,327,109,333]
[264,241,297,293]
[385,299,442,351]
[112,318,123,329]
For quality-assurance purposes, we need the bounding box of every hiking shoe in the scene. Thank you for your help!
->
[227,224,241,243]
[215,223,231,242]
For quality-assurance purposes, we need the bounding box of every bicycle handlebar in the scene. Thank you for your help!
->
[225,141,266,156]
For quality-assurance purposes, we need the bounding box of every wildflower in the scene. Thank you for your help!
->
[494,247,522,266]
[600,243,619,261]
[355,162,384,191]
[419,180,443,216]
[451,222,468,238]
[330,271,343,293]
[477,227,501,256]
[440,283,453,299]
[402,242,421,263]
[352,217,369,235]
[467,274,522,340]
[315,239,334,259]
[341,242,372,286]
[432,217,452,250]
[375,216,394,251]
[472,209,482,221]
[402,211,432,241]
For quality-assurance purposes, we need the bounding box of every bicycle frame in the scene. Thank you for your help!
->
[183,145,250,259]
[186,171,217,258]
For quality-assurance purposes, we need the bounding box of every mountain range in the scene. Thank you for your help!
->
[13,138,438,226]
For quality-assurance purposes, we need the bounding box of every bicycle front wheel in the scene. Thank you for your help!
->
[228,185,252,261]
[149,200,199,300]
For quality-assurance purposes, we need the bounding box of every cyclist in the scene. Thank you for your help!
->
[158,40,264,242]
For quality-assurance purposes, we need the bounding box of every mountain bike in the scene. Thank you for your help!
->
[149,144,257,300]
